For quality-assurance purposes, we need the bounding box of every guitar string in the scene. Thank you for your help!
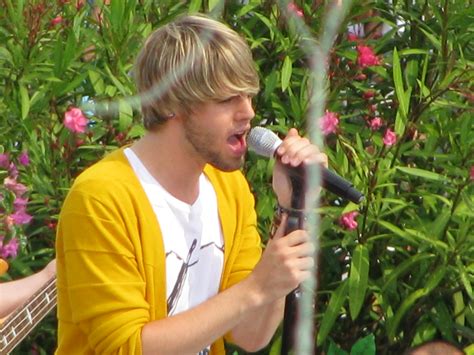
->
[0,277,56,331]
[0,293,57,351]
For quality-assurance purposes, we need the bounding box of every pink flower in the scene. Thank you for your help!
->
[369,117,383,131]
[357,45,381,68]
[363,90,375,100]
[320,111,339,136]
[14,197,28,209]
[0,153,9,169]
[51,16,63,27]
[8,162,18,179]
[10,210,33,225]
[3,177,28,196]
[0,237,19,259]
[470,166,474,181]
[18,151,30,166]
[64,107,88,133]
[76,0,86,10]
[383,128,397,146]
[287,2,304,17]
[340,211,358,230]
[347,33,359,42]
[4,216,14,230]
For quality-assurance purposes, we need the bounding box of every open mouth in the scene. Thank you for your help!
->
[227,130,248,155]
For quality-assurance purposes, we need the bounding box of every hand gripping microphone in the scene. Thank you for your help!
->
[247,126,364,204]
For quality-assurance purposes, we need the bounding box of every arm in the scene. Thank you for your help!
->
[0,259,56,318]
[141,214,311,354]
[228,128,328,350]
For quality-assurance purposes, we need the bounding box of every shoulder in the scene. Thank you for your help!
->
[65,148,141,206]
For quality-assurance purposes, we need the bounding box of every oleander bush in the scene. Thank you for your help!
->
[0,0,472,354]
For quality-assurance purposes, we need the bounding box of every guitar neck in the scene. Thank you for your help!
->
[0,276,57,354]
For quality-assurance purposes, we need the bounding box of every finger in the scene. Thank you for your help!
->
[303,151,328,168]
[285,144,324,167]
[289,256,315,273]
[284,229,311,246]
[279,138,312,165]
[272,212,288,241]
[276,128,301,155]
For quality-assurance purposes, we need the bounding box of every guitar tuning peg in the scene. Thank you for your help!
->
[0,258,9,275]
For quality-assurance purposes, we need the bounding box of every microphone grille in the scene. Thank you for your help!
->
[247,126,282,158]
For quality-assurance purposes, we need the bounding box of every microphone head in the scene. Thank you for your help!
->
[247,127,282,158]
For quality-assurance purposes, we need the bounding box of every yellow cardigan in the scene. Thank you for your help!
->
[55,148,262,354]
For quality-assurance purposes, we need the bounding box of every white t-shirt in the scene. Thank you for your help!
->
[124,148,224,317]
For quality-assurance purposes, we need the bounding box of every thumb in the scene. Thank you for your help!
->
[272,212,288,240]
[286,128,299,138]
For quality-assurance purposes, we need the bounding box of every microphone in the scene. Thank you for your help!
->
[247,126,364,204]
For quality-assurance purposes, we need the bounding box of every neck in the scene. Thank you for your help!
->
[131,127,204,204]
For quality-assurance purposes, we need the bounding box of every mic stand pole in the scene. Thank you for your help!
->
[280,166,306,355]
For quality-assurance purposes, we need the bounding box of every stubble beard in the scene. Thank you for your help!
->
[183,117,244,172]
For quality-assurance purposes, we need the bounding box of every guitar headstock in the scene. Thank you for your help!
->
[0,258,8,276]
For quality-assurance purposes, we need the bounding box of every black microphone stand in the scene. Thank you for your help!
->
[280,165,307,355]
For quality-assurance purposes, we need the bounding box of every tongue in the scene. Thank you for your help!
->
[228,135,246,154]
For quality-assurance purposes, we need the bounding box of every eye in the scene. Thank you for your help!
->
[219,96,237,103]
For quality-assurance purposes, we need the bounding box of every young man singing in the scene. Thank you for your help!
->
[55,14,327,354]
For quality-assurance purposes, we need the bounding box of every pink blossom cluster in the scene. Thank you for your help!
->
[357,44,381,68]
[320,111,339,136]
[0,151,33,260]
[340,211,359,230]
[287,2,304,18]
[64,107,89,133]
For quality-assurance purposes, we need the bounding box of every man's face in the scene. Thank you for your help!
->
[182,94,255,172]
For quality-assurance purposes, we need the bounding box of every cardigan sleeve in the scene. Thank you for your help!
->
[57,178,150,354]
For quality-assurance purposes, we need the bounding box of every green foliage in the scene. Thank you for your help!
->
[0,0,472,354]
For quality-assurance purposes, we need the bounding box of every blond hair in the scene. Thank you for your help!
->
[135,14,260,129]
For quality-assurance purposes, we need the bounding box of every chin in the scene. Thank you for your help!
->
[209,156,244,172]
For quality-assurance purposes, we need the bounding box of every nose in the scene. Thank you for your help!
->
[237,94,255,122]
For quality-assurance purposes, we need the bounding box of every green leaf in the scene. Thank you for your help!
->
[104,65,128,95]
[456,260,473,299]
[378,220,410,240]
[88,70,105,95]
[429,208,451,239]
[127,124,145,139]
[188,0,202,13]
[349,244,369,320]
[382,253,435,293]
[453,291,465,326]
[317,280,348,346]
[419,27,441,50]
[0,46,13,65]
[109,0,125,33]
[118,100,133,132]
[394,111,405,137]
[208,0,223,12]
[350,334,376,355]
[328,339,349,355]
[264,70,278,100]
[396,167,448,182]
[19,83,29,120]
[236,2,259,17]
[405,60,419,88]
[281,56,292,92]
[392,48,407,119]
[62,31,77,74]
[433,301,455,342]
[269,333,281,355]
